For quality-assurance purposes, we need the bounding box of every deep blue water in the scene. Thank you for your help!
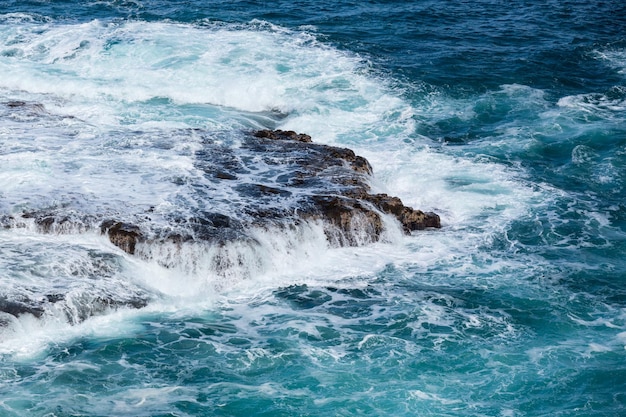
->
[1,1,625,416]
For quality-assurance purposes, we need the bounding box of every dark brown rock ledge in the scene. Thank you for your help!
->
[9,128,440,254]
[0,122,440,322]
[179,128,439,248]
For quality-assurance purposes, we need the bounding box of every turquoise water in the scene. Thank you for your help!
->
[1,1,625,416]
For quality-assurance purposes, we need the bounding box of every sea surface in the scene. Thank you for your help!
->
[1,1,626,416]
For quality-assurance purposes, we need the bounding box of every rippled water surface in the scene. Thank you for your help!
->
[1,1,625,416]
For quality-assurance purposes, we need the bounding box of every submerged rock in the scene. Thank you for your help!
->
[0,294,149,325]
[0,297,45,320]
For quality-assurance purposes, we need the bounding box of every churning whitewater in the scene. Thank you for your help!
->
[1,1,625,416]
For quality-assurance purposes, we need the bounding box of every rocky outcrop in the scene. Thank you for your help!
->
[245,129,439,245]
[100,221,143,255]
[0,294,148,326]
[0,124,440,322]
[362,193,441,231]
[8,129,439,253]
[254,129,312,143]
[95,129,440,250]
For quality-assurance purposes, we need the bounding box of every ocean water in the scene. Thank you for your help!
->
[0,1,625,416]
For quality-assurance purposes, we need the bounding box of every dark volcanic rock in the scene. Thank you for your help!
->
[0,297,45,319]
[7,129,440,254]
[254,129,312,143]
[325,146,372,175]
[22,210,94,234]
[100,220,143,255]
[0,294,149,326]
[243,129,440,244]
[4,100,45,113]
[2,99,74,123]
[0,126,440,327]
[362,193,442,232]
[308,195,384,245]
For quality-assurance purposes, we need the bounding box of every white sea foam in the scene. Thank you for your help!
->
[0,306,144,360]
[0,19,376,122]
[594,48,626,75]
[0,18,558,357]
[617,332,626,349]
[409,390,462,405]
[128,220,333,297]
[0,18,540,228]
[557,92,626,116]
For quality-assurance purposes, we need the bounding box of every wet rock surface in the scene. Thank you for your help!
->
[5,128,440,252]
[100,221,143,255]
[254,129,312,143]
[0,120,440,321]
[0,294,149,326]
[99,128,440,249]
